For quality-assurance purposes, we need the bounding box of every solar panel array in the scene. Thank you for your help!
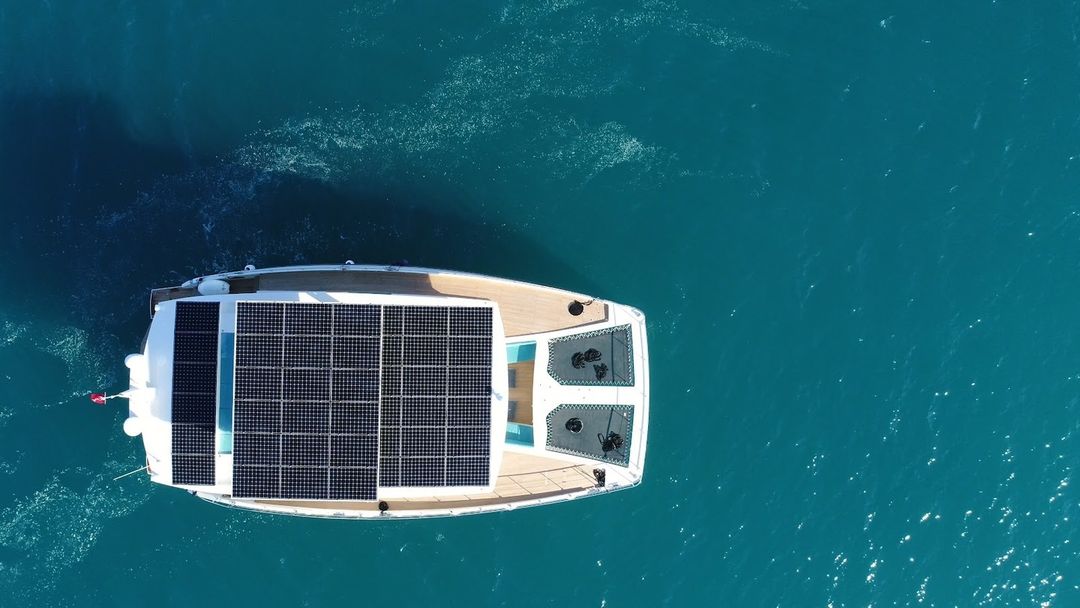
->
[171,301,220,485]
[230,301,494,500]
[378,306,493,488]
[232,302,381,500]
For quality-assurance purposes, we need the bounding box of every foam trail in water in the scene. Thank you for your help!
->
[541,120,669,182]
[0,311,112,424]
[499,0,771,52]
[0,439,151,599]
[236,0,771,187]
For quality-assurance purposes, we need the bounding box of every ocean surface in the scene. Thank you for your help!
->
[1,1,1079,605]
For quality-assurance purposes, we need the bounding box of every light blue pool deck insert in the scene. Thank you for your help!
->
[506,422,535,446]
[505,342,537,445]
[506,341,536,363]
[217,332,235,453]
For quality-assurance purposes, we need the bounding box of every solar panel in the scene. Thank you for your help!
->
[379,306,492,488]
[171,301,220,485]
[231,301,494,500]
[232,302,381,500]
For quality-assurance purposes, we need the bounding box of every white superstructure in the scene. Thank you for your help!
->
[122,264,649,519]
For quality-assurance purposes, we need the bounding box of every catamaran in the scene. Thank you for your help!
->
[114,263,649,518]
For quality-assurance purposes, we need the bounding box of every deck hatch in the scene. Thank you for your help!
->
[545,404,634,466]
[171,301,220,485]
[547,325,634,387]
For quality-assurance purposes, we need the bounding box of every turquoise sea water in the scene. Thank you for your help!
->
[2,1,1080,605]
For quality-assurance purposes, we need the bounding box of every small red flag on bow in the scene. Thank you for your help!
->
[90,393,107,405]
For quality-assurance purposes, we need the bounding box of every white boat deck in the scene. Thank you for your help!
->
[127,265,649,519]
[152,265,609,337]
[247,452,601,513]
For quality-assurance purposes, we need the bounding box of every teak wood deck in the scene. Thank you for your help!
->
[152,268,607,336]
[251,451,599,512]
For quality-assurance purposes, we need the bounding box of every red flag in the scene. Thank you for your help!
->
[90,393,107,405]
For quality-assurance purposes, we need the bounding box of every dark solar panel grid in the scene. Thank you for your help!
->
[378,306,492,488]
[232,302,380,500]
[231,302,494,499]
[171,301,220,486]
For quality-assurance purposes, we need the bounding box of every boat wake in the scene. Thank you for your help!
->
[234,0,770,187]
[0,453,151,601]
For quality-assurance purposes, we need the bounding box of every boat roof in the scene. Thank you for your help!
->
[131,291,508,501]
[124,265,650,518]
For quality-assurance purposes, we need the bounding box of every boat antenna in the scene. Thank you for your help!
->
[112,464,149,482]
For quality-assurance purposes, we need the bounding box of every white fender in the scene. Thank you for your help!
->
[197,278,230,295]
[123,417,143,437]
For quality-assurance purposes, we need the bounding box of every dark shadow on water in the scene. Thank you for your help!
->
[0,93,193,316]
[0,91,598,345]
[0,89,603,603]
